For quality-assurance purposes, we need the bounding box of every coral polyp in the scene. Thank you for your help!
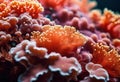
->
[0,0,120,82]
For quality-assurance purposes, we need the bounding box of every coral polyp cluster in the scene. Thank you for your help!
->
[0,0,43,19]
[91,43,120,77]
[0,0,120,82]
[31,25,87,56]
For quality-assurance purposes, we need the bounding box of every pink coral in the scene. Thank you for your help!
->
[70,0,96,13]
[19,64,49,82]
[0,16,18,31]
[86,62,109,81]
[10,40,82,82]
[31,25,87,56]
[49,55,82,79]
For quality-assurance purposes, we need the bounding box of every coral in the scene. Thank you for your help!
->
[49,55,82,81]
[0,0,120,82]
[9,40,48,63]
[0,16,18,31]
[86,62,109,81]
[39,0,67,9]
[0,49,12,62]
[0,31,11,46]
[91,43,120,77]
[89,10,102,23]
[18,13,55,34]
[70,0,97,13]
[112,39,120,51]
[99,9,120,38]
[0,0,44,19]
[18,64,50,82]
[10,40,82,82]
[31,25,87,56]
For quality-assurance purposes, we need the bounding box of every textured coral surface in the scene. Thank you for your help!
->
[0,0,120,82]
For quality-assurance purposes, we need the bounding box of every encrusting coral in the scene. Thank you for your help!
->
[31,25,87,56]
[10,40,82,82]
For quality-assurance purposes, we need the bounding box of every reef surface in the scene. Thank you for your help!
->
[0,0,120,82]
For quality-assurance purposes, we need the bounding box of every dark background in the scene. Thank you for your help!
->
[92,0,120,13]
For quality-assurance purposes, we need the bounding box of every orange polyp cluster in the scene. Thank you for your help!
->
[0,2,10,19]
[31,25,87,56]
[99,9,120,38]
[0,0,44,19]
[10,0,44,17]
[91,43,120,77]
[0,3,6,12]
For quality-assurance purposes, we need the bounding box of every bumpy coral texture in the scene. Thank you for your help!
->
[91,43,120,77]
[0,16,18,31]
[31,25,87,56]
[0,0,44,19]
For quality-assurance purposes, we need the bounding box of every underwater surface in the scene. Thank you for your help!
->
[0,0,120,82]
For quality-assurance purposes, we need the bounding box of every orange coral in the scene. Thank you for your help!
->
[91,43,120,77]
[39,0,67,9]
[99,9,120,38]
[112,39,120,47]
[0,0,44,19]
[89,10,102,23]
[31,25,87,56]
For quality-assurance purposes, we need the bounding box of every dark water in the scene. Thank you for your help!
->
[92,0,120,12]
